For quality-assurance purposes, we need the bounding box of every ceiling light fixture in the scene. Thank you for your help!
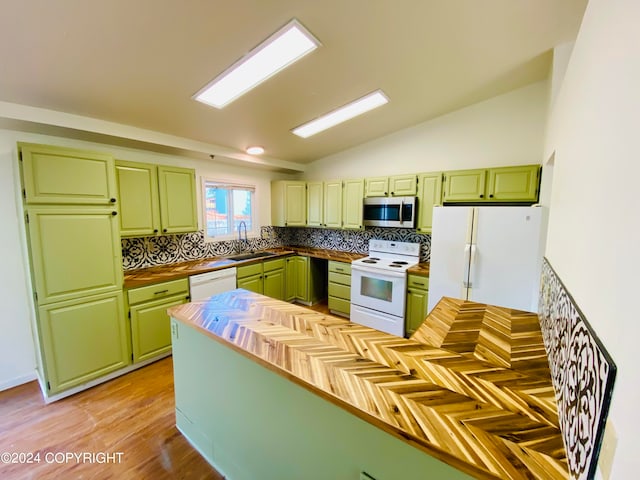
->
[291,90,389,138]
[194,19,320,109]
[246,146,265,155]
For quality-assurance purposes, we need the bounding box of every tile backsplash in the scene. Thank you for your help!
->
[122,226,431,270]
[539,259,616,480]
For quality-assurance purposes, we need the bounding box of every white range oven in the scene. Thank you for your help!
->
[350,239,421,337]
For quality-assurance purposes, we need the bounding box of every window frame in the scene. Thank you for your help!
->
[202,179,256,242]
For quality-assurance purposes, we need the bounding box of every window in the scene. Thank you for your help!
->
[203,181,255,241]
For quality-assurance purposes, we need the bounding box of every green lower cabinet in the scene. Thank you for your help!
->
[405,274,429,337]
[237,273,263,294]
[285,257,297,302]
[237,259,285,300]
[127,278,189,363]
[292,256,327,305]
[38,290,129,395]
[328,260,351,317]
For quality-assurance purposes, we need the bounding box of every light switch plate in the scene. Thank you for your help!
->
[598,419,617,480]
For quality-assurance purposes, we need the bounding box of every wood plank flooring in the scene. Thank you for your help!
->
[0,358,223,480]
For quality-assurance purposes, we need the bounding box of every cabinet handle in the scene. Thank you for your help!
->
[163,228,168,233]
[110,198,116,203]
[264,275,268,279]
[111,211,118,216]
[153,229,158,233]
[391,191,394,195]
[413,282,425,287]
[384,192,387,195]
[154,289,169,295]
[479,194,484,198]
[489,194,494,198]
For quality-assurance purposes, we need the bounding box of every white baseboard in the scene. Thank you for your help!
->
[0,371,37,392]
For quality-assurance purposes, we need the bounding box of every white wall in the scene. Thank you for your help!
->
[544,0,640,477]
[303,81,547,180]
[0,127,281,391]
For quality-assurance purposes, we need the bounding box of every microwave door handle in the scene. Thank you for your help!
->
[399,199,404,225]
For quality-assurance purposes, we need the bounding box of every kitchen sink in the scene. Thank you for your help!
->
[226,251,278,261]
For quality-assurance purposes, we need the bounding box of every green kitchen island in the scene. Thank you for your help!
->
[168,290,567,480]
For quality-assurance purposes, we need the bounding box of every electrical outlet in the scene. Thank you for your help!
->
[360,472,376,480]
[598,419,617,480]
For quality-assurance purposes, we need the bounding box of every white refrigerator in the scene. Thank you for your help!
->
[427,206,544,313]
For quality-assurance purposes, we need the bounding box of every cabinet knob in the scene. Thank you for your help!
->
[111,211,118,216]
[163,228,168,233]
[384,192,387,195]
[489,194,494,198]
[153,229,158,233]
[110,198,116,203]
[479,194,484,198]
[390,191,394,195]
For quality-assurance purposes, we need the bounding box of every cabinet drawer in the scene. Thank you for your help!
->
[328,282,350,300]
[407,275,429,290]
[128,278,189,305]
[263,258,285,272]
[237,263,263,279]
[328,296,350,315]
[328,271,351,287]
[328,261,351,275]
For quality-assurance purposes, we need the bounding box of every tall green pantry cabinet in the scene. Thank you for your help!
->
[19,143,129,396]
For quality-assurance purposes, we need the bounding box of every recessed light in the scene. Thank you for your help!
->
[194,19,320,109]
[291,90,389,138]
[246,146,265,155]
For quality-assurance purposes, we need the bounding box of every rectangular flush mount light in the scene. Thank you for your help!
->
[291,90,389,138]
[194,19,320,109]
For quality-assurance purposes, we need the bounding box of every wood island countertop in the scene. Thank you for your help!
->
[123,247,366,289]
[168,290,567,480]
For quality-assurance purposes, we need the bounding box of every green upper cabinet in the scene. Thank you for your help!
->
[115,161,161,236]
[38,290,129,394]
[116,161,197,236]
[364,177,389,197]
[342,179,364,230]
[486,165,540,202]
[389,174,417,196]
[26,206,123,305]
[443,165,540,203]
[365,175,416,197]
[157,166,198,234]
[271,181,307,227]
[323,180,343,229]
[306,181,324,227]
[416,172,443,233]
[19,143,116,205]
[442,169,487,202]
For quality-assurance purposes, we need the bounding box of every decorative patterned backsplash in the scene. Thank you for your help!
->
[539,259,616,480]
[122,226,431,270]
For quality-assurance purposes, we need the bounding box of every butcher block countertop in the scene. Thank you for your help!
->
[123,247,366,289]
[168,290,567,480]
[408,262,430,276]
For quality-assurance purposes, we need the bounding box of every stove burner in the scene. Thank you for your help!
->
[389,264,403,268]
[362,259,378,264]
[369,257,380,261]
[391,261,408,265]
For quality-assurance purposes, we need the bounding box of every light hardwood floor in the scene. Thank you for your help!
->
[0,357,223,480]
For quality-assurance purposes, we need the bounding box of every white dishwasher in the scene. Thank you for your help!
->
[189,267,237,301]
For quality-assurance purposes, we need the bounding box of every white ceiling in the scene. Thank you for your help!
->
[0,0,587,170]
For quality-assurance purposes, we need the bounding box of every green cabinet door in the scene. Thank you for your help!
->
[323,180,343,229]
[19,143,116,205]
[157,166,198,234]
[416,172,443,233]
[130,294,186,363]
[342,179,364,230]
[406,275,429,337]
[237,274,263,294]
[442,169,487,202]
[285,182,307,226]
[364,177,389,197]
[38,291,129,394]
[26,206,123,305]
[294,256,309,301]
[306,181,324,227]
[263,268,285,300]
[486,165,540,202]
[115,160,161,236]
[285,257,297,302]
[389,174,417,196]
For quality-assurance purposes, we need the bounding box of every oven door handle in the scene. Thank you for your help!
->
[351,264,407,278]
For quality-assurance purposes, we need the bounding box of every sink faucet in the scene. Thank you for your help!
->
[238,221,248,252]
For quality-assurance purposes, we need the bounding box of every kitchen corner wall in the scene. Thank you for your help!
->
[122,227,431,270]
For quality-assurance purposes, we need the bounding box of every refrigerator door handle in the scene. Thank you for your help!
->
[463,244,471,288]
[468,244,477,288]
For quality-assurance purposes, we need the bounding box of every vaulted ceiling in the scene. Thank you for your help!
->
[0,0,587,170]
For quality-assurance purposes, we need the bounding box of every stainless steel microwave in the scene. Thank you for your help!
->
[363,196,417,228]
